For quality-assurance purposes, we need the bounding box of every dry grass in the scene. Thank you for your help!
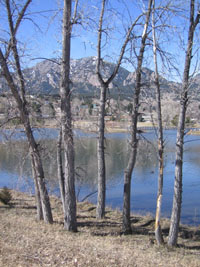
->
[0,191,200,267]
[73,120,155,133]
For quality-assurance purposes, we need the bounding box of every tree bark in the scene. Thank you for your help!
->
[60,0,77,232]
[122,0,153,234]
[152,0,164,245]
[168,0,200,246]
[31,155,43,221]
[57,128,65,212]
[96,83,106,218]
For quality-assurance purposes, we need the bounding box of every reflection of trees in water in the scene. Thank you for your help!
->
[75,137,158,189]
[0,141,29,174]
[136,139,157,169]
[0,135,158,191]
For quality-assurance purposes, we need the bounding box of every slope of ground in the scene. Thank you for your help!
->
[0,190,200,267]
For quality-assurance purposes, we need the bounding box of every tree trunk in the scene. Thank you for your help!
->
[0,50,53,224]
[60,0,77,232]
[30,144,53,223]
[122,0,153,233]
[168,0,200,246]
[31,155,43,221]
[96,83,106,219]
[95,0,142,219]
[152,0,164,245]
[57,128,65,212]
[167,106,185,246]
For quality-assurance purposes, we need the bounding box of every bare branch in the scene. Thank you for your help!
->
[5,0,32,60]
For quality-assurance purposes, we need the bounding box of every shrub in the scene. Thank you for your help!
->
[0,187,12,205]
[171,114,178,126]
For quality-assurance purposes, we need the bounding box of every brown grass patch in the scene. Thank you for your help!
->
[0,190,200,266]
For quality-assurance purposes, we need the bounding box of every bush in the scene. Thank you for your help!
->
[0,187,12,205]
[171,115,178,126]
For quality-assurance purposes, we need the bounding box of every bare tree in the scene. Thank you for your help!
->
[168,0,200,247]
[122,0,153,234]
[59,0,78,231]
[151,0,165,245]
[0,0,53,223]
[96,0,144,219]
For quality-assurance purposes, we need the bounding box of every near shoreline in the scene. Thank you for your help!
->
[0,190,200,266]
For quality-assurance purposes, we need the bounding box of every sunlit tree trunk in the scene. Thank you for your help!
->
[122,0,153,233]
[168,0,200,246]
[152,0,164,245]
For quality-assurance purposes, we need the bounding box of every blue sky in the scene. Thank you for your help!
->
[1,0,200,81]
[14,0,154,66]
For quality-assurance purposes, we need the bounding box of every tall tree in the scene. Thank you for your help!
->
[60,0,78,231]
[96,0,144,219]
[152,0,164,245]
[168,0,200,247]
[122,0,153,233]
[0,0,53,224]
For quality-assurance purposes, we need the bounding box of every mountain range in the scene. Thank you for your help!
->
[1,56,200,99]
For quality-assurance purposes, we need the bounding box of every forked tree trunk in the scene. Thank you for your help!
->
[28,132,53,223]
[60,0,77,232]
[96,0,144,219]
[168,0,200,246]
[122,0,153,234]
[152,0,164,245]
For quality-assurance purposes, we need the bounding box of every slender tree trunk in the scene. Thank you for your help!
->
[96,83,106,218]
[152,0,164,245]
[95,0,143,219]
[57,128,65,212]
[60,0,77,232]
[0,50,53,224]
[122,0,153,233]
[31,155,43,221]
[123,131,138,233]
[30,138,53,223]
[168,0,200,246]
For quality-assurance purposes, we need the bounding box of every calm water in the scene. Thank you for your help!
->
[0,128,200,225]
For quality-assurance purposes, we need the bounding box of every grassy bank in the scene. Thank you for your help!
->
[73,120,155,133]
[0,190,200,267]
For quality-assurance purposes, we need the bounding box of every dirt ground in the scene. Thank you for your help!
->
[0,190,200,267]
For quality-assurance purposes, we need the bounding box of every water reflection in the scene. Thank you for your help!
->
[0,129,199,225]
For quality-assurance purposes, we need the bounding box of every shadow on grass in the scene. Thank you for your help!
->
[77,214,158,237]
[178,244,200,250]
[0,203,36,210]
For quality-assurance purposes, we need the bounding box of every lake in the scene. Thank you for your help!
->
[0,127,199,226]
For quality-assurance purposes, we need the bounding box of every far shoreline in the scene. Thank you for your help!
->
[1,118,200,134]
